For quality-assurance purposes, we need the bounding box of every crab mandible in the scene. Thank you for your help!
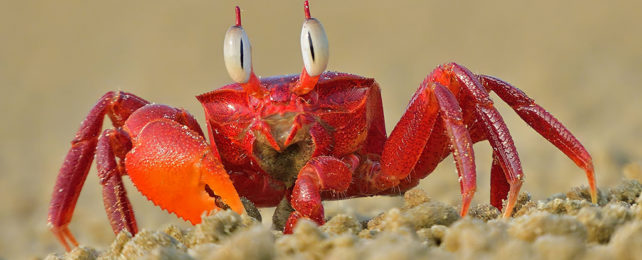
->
[48,1,597,251]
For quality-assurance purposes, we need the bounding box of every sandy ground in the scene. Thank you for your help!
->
[43,179,642,260]
[1,0,641,259]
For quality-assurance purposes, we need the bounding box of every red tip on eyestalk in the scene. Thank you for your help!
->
[304,0,311,19]
[235,6,242,26]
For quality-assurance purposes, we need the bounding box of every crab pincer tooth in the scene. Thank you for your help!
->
[125,119,243,224]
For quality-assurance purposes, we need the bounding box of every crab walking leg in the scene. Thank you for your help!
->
[95,129,137,236]
[490,152,511,210]
[479,75,597,204]
[125,119,244,224]
[48,139,93,251]
[285,156,352,233]
[374,77,440,190]
[432,83,477,216]
[436,63,525,218]
[369,79,477,215]
[477,104,524,218]
[48,91,148,251]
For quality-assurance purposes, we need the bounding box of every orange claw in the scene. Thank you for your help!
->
[125,119,243,224]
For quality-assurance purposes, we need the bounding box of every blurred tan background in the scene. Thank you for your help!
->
[1,0,641,258]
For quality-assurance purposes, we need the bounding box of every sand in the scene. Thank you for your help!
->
[42,179,642,260]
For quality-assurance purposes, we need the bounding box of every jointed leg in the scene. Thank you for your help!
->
[374,77,440,190]
[48,91,148,251]
[432,63,525,217]
[49,92,242,251]
[48,136,95,251]
[490,152,510,210]
[480,75,597,203]
[432,84,477,215]
[285,156,352,233]
[95,129,137,236]
[361,80,477,216]
[489,151,523,217]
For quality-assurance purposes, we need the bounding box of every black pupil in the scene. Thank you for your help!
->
[240,38,244,68]
[308,32,315,62]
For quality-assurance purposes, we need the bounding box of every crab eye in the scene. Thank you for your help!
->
[300,17,329,77]
[224,25,252,83]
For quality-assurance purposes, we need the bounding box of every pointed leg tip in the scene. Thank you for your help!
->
[501,200,516,218]
[459,207,469,217]
[590,188,598,204]
[587,169,598,205]
[501,182,522,219]
[50,225,78,252]
[459,191,475,217]
[60,240,72,252]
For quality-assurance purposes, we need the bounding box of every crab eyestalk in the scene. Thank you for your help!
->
[224,6,266,98]
[292,0,329,96]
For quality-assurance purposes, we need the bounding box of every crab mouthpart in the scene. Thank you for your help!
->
[265,112,306,148]
[252,114,315,187]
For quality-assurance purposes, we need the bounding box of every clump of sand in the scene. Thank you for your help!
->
[44,179,642,260]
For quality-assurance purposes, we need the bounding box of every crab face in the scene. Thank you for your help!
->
[197,72,376,190]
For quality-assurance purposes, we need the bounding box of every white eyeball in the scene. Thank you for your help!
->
[300,18,329,77]
[224,26,252,83]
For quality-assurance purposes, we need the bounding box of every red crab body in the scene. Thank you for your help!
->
[48,2,597,252]
[197,73,385,207]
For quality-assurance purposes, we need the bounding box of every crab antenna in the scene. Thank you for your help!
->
[304,0,312,19]
[235,6,242,26]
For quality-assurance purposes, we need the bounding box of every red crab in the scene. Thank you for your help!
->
[48,1,597,251]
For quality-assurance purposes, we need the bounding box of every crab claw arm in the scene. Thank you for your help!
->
[125,119,243,224]
[285,156,352,233]
[479,75,597,204]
